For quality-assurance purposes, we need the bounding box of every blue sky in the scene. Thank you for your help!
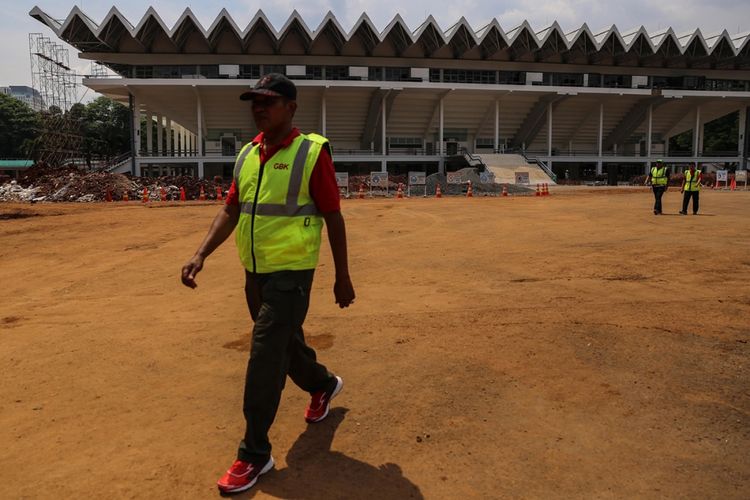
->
[2,0,749,102]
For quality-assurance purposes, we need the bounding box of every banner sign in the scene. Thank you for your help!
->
[335,172,349,188]
[446,172,463,184]
[515,172,530,185]
[735,170,747,182]
[716,170,728,182]
[370,172,388,187]
[408,171,426,185]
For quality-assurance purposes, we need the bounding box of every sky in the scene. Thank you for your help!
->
[2,0,749,103]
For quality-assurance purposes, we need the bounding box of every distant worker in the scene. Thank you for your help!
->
[180,74,355,494]
[679,163,702,215]
[645,159,669,215]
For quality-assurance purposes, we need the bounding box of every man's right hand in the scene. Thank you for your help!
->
[181,255,205,289]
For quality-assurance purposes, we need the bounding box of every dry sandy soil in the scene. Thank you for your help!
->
[1,188,748,499]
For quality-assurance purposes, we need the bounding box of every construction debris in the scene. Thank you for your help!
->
[1,163,537,203]
[0,164,231,203]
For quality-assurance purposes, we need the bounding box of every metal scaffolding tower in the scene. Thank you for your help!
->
[29,33,85,166]
[29,33,78,112]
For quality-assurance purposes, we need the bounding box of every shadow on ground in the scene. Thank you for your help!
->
[226,408,423,499]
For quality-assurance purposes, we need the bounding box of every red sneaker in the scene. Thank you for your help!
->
[216,456,274,494]
[305,375,343,423]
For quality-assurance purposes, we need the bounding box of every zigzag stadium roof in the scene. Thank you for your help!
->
[30,6,750,69]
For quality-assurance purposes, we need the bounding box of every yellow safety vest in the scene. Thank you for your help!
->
[651,166,668,186]
[233,133,327,273]
[684,169,701,192]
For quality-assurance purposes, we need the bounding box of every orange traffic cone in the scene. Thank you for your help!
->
[122,191,129,203]
[436,184,442,198]
[358,184,365,199]
[397,183,404,199]
[179,187,186,202]
[543,183,549,196]
[199,186,206,201]
[105,189,112,202]
[160,187,167,202]
[535,184,541,196]
[216,186,223,201]
[502,184,508,197]
[466,180,473,198]
[142,188,148,203]
[731,177,736,191]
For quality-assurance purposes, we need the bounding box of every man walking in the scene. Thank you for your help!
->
[680,163,702,215]
[180,74,355,494]
[646,159,669,215]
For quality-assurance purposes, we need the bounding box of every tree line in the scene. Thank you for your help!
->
[0,93,130,164]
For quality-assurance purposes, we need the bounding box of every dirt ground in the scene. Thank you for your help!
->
[1,188,748,499]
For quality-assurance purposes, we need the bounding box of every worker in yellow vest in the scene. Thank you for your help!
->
[645,159,669,215]
[679,163,702,215]
[180,74,355,494]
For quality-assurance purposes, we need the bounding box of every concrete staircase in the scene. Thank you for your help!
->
[477,154,556,185]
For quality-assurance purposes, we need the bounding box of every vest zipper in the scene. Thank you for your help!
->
[250,158,266,273]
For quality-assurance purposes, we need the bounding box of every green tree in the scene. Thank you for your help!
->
[0,93,41,158]
[83,96,130,159]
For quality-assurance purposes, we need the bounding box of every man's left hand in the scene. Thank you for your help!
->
[334,275,355,309]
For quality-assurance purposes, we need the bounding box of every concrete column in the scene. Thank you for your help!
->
[132,95,141,157]
[439,97,444,156]
[156,113,163,156]
[146,112,153,155]
[598,102,604,158]
[196,95,203,156]
[738,106,747,169]
[693,106,701,157]
[321,93,327,136]
[494,99,499,153]
[646,104,653,159]
[198,161,205,179]
[381,98,386,156]
[166,118,172,156]
[547,102,553,157]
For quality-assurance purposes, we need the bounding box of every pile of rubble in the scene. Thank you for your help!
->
[0,164,231,203]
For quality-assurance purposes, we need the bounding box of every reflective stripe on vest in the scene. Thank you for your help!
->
[685,169,701,191]
[651,166,668,186]
[238,140,313,217]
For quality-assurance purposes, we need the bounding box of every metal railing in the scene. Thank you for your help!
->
[521,152,558,182]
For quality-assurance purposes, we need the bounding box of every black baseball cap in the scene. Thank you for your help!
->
[239,73,297,101]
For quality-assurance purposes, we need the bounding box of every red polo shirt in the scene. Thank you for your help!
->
[225,128,340,214]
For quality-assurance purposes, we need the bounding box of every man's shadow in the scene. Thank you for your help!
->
[228,408,423,499]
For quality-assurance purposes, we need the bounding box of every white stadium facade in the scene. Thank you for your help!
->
[30,6,750,183]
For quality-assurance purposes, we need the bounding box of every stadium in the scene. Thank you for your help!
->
[29,6,750,183]
[3,5,750,499]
